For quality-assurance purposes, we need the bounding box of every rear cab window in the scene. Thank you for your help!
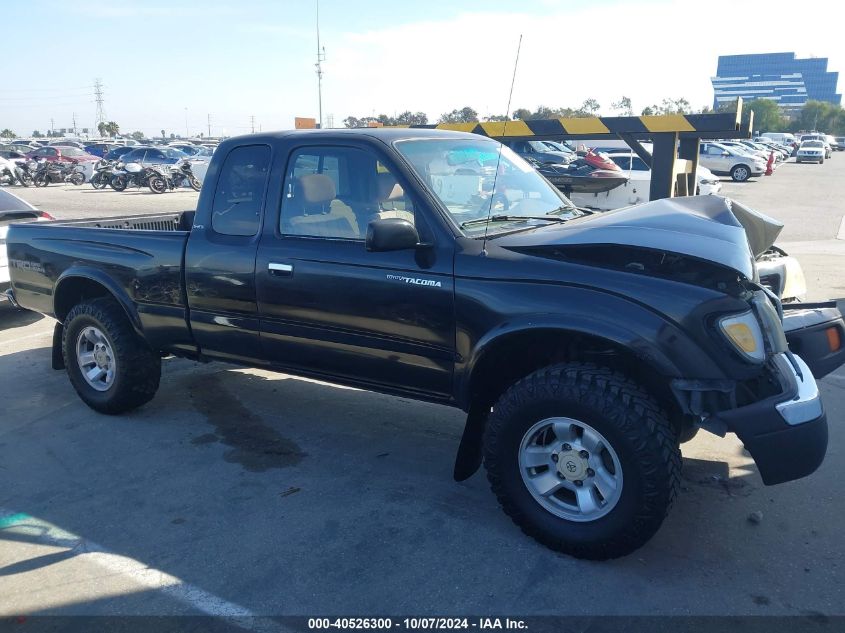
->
[211,145,272,236]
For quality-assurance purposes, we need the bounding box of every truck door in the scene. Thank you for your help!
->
[255,142,455,398]
[184,143,272,364]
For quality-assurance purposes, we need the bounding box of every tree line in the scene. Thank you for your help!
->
[342,96,701,128]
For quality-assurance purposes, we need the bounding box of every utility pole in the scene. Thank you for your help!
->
[315,0,326,128]
[50,118,54,137]
[250,115,256,134]
[184,107,189,137]
[207,113,212,137]
[94,78,106,135]
[72,112,77,136]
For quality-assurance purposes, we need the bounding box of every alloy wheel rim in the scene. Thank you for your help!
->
[76,326,116,391]
[518,417,623,522]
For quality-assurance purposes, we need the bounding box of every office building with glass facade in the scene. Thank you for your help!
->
[712,52,840,112]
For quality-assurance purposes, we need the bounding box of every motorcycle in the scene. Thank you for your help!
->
[14,160,38,187]
[32,160,85,187]
[166,159,202,191]
[90,159,119,189]
[110,162,167,193]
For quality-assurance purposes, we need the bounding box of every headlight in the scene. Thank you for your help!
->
[718,311,766,363]
[781,257,807,300]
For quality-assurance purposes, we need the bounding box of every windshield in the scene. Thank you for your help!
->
[394,138,578,237]
[802,141,823,148]
[164,148,188,159]
[58,147,87,157]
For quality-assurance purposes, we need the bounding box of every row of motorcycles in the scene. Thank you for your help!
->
[89,159,202,194]
[0,158,201,194]
[0,159,86,187]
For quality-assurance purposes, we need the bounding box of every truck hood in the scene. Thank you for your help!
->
[496,195,783,279]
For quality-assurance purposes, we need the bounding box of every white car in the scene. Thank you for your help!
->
[699,142,766,182]
[567,152,721,211]
[795,140,826,164]
[0,189,54,302]
[799,134,832,158]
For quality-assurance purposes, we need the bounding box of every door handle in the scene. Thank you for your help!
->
[268,262,293,276]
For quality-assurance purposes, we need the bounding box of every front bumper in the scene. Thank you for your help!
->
[783,302,845,378]
[709,353,827,485]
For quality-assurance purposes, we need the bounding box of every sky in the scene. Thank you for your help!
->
[2,0,843,137]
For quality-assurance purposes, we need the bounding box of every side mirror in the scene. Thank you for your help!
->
[366,218,422,252]
[722,151,730,157]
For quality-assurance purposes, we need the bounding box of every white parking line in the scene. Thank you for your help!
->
[0,510,288,631]
[838,215,845,240]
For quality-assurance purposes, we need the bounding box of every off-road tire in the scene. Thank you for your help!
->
[62,298,161,414]
[483,362,681,560]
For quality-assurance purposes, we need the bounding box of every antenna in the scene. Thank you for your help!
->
[315,0,326,128]
[94,78,106,136]
[482,34,523,255]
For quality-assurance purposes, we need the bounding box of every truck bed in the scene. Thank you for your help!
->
[46,211,195,232]
[6,211,195,351]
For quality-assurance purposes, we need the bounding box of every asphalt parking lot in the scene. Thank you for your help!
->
[1,157,844,621]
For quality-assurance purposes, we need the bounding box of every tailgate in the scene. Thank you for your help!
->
[782,301,845,379]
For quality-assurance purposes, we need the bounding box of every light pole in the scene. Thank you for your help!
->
[184,107,189,137]
[315,0,326,128]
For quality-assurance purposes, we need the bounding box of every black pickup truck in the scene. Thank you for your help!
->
[6,129,843,559]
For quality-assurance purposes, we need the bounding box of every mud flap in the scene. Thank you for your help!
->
[52,321,65,370]
[453,403,489,481]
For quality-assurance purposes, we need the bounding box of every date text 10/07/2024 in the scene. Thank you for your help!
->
[307,618,529,630]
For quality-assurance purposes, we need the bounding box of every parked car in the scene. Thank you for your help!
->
[0,150,28,165]
[824,135,840,151]
[717,140,770,162]
[0,143,37,154]
[84,143,119,158]
[47,139,86,149]
[0,189,54,301]
[103,146,138,162]
[502,139,574,165]
[119,146,189,166]
[799,134,832,158]
[760,132,797,146]
[699,142,766,181]
[25,146,98,180]
[796,140,826,163]
[6,128,842,560]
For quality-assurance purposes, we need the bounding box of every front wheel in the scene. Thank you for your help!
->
[149,176,167,193]
[188,176,201,191]
[62,298,161,414]
[70,172,85,186]
[730,165,750,182]
[91,172,108,189]
[110,175,127,191]
[483,362,681,560]
[34,173,49,187]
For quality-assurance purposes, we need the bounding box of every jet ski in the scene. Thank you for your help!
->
[528,150,629,195]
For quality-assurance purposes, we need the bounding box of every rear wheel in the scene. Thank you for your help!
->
[62,298,160,414]
[70,172,84,186]
[483,362,681,560]
[149,176,167,194]
[730,165,750,182]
